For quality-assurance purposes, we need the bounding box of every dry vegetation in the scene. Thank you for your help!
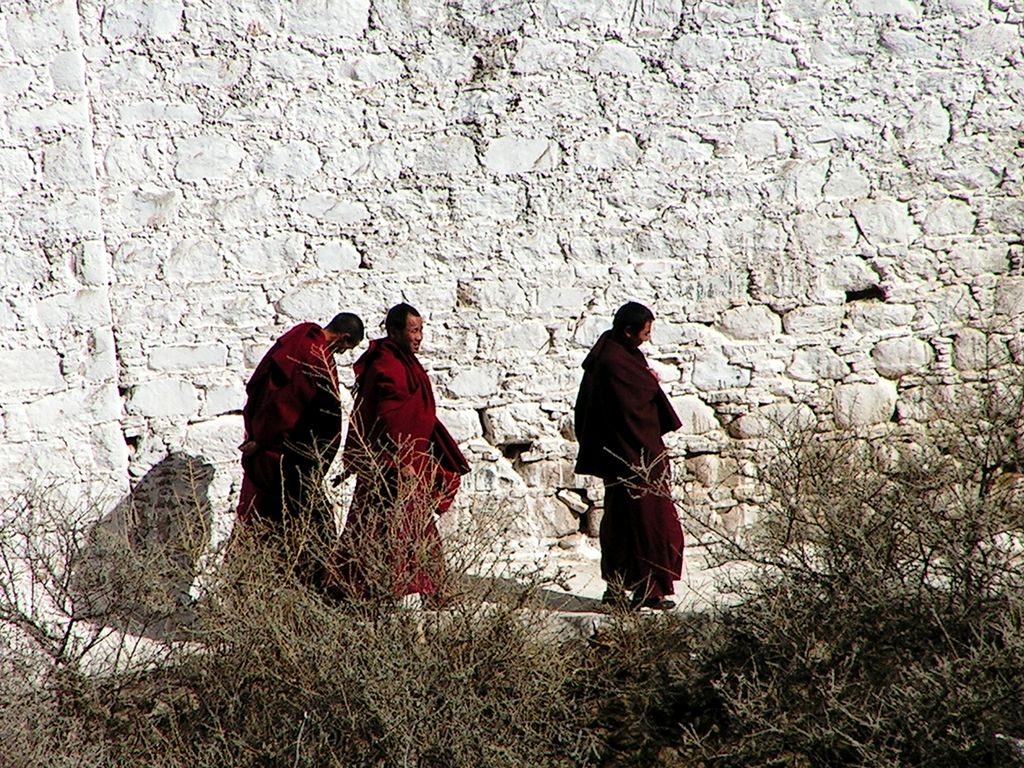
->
[2,370,1024,767]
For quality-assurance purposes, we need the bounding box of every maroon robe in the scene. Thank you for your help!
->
[237,323,341,527]
[574,330,684,599]
[337,338,469,599]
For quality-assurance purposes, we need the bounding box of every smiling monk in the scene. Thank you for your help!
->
[337,303,470,604]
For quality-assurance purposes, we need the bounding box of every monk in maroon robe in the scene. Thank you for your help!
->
[337,303,470,602]
[236,313,364,585]
[574,302,684,610]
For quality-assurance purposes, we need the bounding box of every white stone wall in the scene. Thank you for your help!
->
[2,0,1022,538]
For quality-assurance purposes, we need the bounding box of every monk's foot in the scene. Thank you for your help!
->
[601,588,630,610]
[631,595,676,611]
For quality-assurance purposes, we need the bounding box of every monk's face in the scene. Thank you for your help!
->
[328,334,358,354]
[391,314,424,354]
[626,320,653,347]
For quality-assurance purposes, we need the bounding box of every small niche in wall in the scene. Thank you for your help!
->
[845,286,886,302]
[501,441,533,462]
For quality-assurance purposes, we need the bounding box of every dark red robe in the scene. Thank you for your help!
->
[574,330,684,599]
[237,322,341,527]
[337,338,469,600]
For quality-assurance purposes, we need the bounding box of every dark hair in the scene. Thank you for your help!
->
[612,301,655,336]
[325,312,365,343]
[385,303,421,335]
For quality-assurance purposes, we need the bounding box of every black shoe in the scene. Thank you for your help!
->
[601,589,630,609]
[631,595,676,611]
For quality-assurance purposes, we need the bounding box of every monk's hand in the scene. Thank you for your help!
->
[239,440,259,456]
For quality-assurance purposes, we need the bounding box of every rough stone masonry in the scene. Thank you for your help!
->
[1,0,1021,549]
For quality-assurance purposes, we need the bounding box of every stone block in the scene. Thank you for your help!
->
[852,0,920,15]
[0,64,34,99]
[259,140,322,180]
[6,385,120,439]
[5,1,78,61]
[42,133,95,190]
[525,494,580,539]
[962,24,1021,61]
[788,347,849,381]
[129,379,201,418]
[240,233,305,276]
[512,39,576,73]
[880,30,939,60]
[903,98,951,147]
[175,136,246,182]
[850,199,920,246]
[118,185,180,231]
[10,102,90,134]
[437,407,482,443]
[350,53,405,84]
[482,137,560,175]
[102,0,184,40]
[995,278,1024,317]
[791,213,859,253]
[645,130,714,166]
[846,303,915,334]
[947,243,1008,276]
[577,132,640,170]
[735,120,792,161]
[516,458,579,489]
[872,337,933,378]
[729,401,816,439]
[203,383,245,417]
[824,164,870,199]
[412,136,477,175]
[632,0,684,32]
[149,343,228,371]
[482,403,552,445]
[121,101,203,124]
[184,415,242,464]
[294,194,370,225]
[953,328,1010,372]
[465,453,527,495]
[284,0,371,38]
[833,380,897,428]
[74,240,110,286]
[164,238,224,282]
[543,0,630,29]
[0,147,33,196]
[685,454,739,487]
[50,50,86,93]
[447,367,498,399]
[587,41,644,75]
[672,395,720,434]
[827,256,881,294]
[0,347,64,396]
[36,290,111,330]
[314,241,361,271]
[692,353,751,391]
[717,305,781,340]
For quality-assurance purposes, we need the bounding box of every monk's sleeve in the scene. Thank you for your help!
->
[248,357,312,450]
[265,342,340,458]
[600,358,666,462]
[368,355,420,460]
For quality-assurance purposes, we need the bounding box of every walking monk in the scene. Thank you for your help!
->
[236,313,364,586]
[574,302,684,610]
[337,303,470,604]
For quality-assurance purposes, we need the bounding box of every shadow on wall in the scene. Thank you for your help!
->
[71,452,214,641]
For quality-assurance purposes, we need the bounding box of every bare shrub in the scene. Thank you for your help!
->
[0,448,596,767]
[665,365,1024,766]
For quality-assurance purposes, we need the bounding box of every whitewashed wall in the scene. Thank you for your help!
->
[2,0,1022,540]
